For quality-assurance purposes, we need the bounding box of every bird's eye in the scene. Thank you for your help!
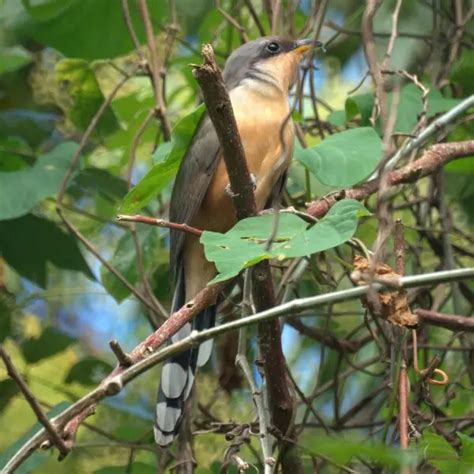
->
[266,42,281,54]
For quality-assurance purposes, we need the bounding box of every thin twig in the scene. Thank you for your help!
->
[0,347,69,459]
[117,214,203,237]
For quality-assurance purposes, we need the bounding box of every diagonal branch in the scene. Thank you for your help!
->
[191,44,296,454]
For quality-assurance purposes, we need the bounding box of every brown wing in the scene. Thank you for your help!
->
[169,115,221,280]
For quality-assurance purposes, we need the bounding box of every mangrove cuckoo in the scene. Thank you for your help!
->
[155,36,320,446]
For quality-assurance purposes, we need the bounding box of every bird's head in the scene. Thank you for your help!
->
[223,36,322,95]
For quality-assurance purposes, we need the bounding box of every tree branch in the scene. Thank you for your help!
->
[416,308,474,333]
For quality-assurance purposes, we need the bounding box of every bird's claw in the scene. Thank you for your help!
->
[225,183,239,198]
[225,174,257,197]
[250,173,257,190]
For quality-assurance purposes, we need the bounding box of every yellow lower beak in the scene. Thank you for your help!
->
[293,39,323,54]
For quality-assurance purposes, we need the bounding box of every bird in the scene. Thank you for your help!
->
[154,36,320,446]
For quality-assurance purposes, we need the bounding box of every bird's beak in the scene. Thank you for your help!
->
[293,39,323,54]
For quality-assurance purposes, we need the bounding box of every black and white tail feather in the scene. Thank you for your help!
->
[154,266,216,446]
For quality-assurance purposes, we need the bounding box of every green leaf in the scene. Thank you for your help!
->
[55,59,119,136]
[0,141,78,220]
[328,93,373,126]
[0,402,70,474]
[302,434,417,469]
[0,46,33,75]
[27,0,167,60]
[100,226,162,302]
[0,214,93,287]
[120,104,205,214]
[458,432,474,465]
[421,432,459,471]
[393,84,461,134]
[0,292,17,342]
[295,127,382,187]
[203,199,369,284]
[65,356,113,385]
[0,137,33,171]
[451,49,474,96]
[21,327,75,363]
[152,141,173,163]
[0,379,19,411]
[73,168,128,202]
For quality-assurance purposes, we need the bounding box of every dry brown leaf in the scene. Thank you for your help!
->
[352,256,419,327]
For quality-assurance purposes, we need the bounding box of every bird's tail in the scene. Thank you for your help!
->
[154,267,216,446]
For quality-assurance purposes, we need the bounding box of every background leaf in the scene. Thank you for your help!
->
[0,214,93,287]
[0,142,78,220]
[120,104,205,214]
[65,357,114,385]
[21,327,75,363]
[295,127,382,187]
[0,46,33,75]
[100,226,162,303]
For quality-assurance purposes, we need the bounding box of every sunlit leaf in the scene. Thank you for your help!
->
[0,141,78,220]
[55,59,119,136]
[0,46,33,75]
[120,104,205,214]
[203,199,370,284]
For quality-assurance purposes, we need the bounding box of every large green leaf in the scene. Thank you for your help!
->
[295,127,382,187]
[451,49,474,96]
[0,292,16,342]
[394,84,461,134]
[65,356,114,385]
[0,379,19,411]
[26,0,167,60]
[0,141,78,220]
[55,59,119,135]
[0,214,93,287]
[202,199,370,284]
[120,105,205,214]
[100,226,162,303]
[21,327,76,363]
[0,46,33,74]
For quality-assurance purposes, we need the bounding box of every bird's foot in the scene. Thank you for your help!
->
[225,183,239,198]
[250,173,257,190]
[224,174,257,198]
